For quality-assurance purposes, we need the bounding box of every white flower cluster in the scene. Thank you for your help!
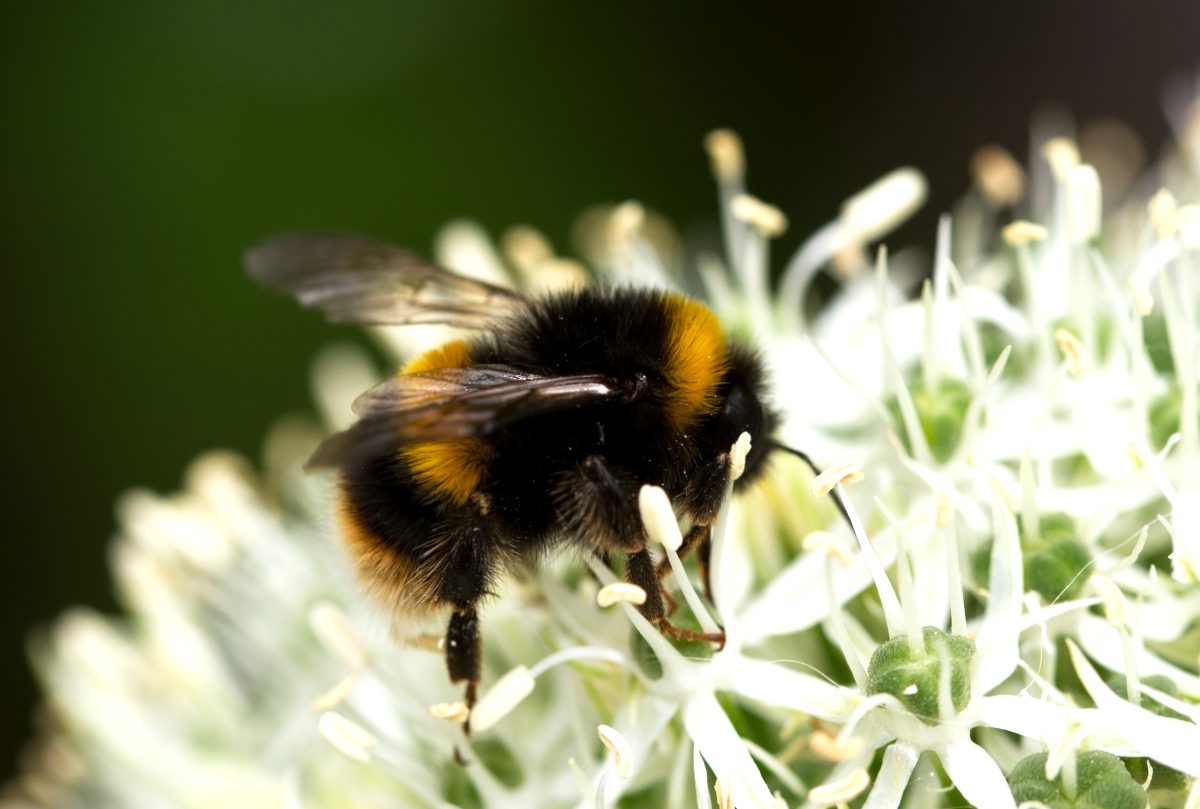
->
[7,79,1200,809]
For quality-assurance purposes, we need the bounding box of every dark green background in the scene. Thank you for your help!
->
[3,1,1197,783]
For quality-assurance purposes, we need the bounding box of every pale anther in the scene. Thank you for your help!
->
[1148,188,1179,238]
[309,602,370,671]
[1043,137,1081,179]
[597,582,647,608]
[1054,328,1084,376]
[811,462,864,497]
[802,531,853,566]
[730,193,788,237]
[808,767,871,806]
[1093,575,1127,628]
[970,144,1025,206]
[810,728,866,762]
[428,701,470,723]
[713,777,734,809]
[501,225,554,272]
[703,128,745,183]
[1002,220,1048,246]
[317,712,376,763]
[639,485,682,552]
[608,201,645,241]
[469,665,536,733]
[729,432,752,482]
[840,168,927,244]
[596,724,633,779]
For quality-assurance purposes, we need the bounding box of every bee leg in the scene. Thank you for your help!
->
[654,523,711,612]
[694,523,715,603]
[630,547,725,647]
[654,522,710,573]
[445,606,481,735]
[625,547,667,624]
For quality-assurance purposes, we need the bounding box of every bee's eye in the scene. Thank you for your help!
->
[721,385,761,435]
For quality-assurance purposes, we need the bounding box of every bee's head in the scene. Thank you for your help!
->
[716,347,777,488]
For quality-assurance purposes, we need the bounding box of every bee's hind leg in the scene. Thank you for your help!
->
[445,606,481,735]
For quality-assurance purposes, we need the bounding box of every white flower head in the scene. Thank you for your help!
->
[10,80,1200,809]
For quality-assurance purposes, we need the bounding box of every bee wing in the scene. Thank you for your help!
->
[307,365,622,470]
[245,233,528,329]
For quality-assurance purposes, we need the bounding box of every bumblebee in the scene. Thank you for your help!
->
[247,233,818,727]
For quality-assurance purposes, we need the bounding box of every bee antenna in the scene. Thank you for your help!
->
[771,442,855,534]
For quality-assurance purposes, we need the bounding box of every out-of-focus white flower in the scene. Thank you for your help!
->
[8,79,1200,809]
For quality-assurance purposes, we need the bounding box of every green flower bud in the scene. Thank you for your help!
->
[865,626,975,724]
[887,377,973,464]
[1008,751,1147,809]
[1021,513,1092,602]
[1149,387,1195,451]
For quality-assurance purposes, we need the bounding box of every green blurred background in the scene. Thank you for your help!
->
[2,0,1197,782]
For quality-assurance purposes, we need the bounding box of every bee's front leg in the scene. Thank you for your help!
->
[627,546,725,647]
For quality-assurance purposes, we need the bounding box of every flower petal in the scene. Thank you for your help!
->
[683,692,775,809]
[861,742,919,809]
[937,738,1016,809]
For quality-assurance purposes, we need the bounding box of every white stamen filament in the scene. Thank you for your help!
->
[526,646,626,679]
[311,675,357,712]
[1066,164,1102,243]
[821,546,866,686]
[641,485,721,635]
[944,508,968,638]
[584,554,681,665]
[1128,275,1155,316]
[1092,575,1127,628]
[1019,450,1039,546]
[1178,204,1200,248]
[777,169,925,333]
